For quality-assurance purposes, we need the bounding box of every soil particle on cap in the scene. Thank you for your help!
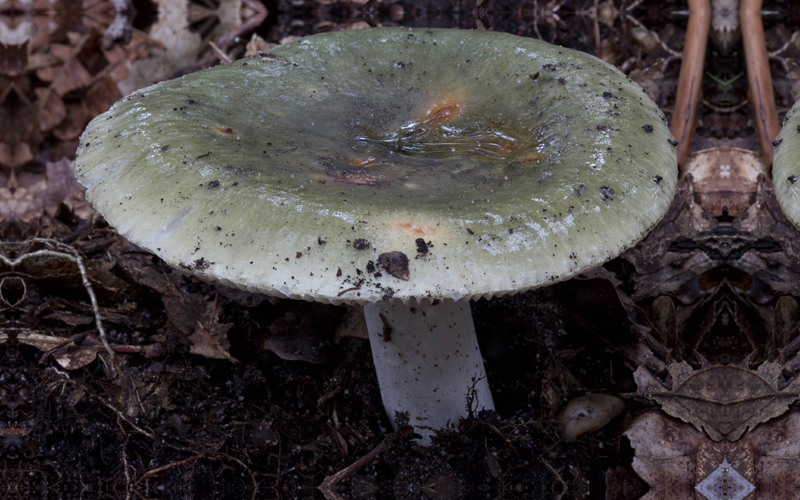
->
[415,238,429,254]
[668,139,678,146]
[529,72,539,80]
[642,124,654,132]
[653,176,663,184]
[789,176,798,184]
[773,139,783,146]
[366,261,376,273]
[353,239,370,250]
[180,257,211,271]
[599,185,615,201]
[542,63,557,71]
[318,236,326,245]
[379,251,410,280]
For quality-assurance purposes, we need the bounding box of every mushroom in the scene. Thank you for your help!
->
[74,28,677,444]
[773,101,800,228]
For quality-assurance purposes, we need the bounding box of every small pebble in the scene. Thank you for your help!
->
[558,393,625,440]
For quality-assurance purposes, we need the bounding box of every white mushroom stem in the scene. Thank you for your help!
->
[363,298,495,445]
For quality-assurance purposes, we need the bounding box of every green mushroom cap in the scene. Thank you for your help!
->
[75,28,677,305]
[773,100,800,229]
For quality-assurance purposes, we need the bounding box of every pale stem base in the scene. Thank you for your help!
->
[364,299,495,445]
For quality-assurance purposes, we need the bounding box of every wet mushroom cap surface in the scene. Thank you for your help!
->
[75,28,678,304]
[773,100,800,229]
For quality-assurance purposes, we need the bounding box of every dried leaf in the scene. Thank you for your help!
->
[114,368,173,419]
[52,101,88,140]
[49,57,94,96]
[188,316,236,362]
[604,465,646,500]
[264,302,338,364]
[746,412,800,498]
[45,158,85,215]
[187,293,236,362]
[626,410,800,500]
[624,411,709,500]
[15,332,99,370]
[36,88,67,131]
[687,146,765,218]
[43,310,94,326]
[0,142,33,168]
[334,304,369,341]
[631,360,800,441]
[0,170,46,221]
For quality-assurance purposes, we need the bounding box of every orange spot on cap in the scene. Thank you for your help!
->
[394,221,439,238]
[421,98,463,125]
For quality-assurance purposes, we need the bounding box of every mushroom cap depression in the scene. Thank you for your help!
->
[75,28,678,305]
[773,100,800,229]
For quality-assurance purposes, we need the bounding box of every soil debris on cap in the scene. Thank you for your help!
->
[379,251,410,280]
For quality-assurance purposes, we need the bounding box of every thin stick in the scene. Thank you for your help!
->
[540,457,568,500]
[209,41,232,64]
[90,395,156,440]
[668,0,711,170]
[134,455,202,486]
[741,0,780,168]
[319,435,393,500]
[123,435,133,500]
[0,239,118,374]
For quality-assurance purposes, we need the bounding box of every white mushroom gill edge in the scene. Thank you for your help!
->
[363,298,494,445]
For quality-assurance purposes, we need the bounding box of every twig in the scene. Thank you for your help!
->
[319,434,394,500]
[667,0,710,170]
[768,30,800,58]
[134,451,258,499]
[337,285,361,297]
[123,435,133,500]
[625,14,682,57]
[593,0,601,52]
[540,457,568,500]
[741,0,780,168]
[135,455,202,486]
[0,239,118,375]
[701,98,750,114]
[90,394,155,440]
[209,41,232,64]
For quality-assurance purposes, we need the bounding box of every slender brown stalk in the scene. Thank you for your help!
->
[669,0,711,171]
[741,0,780,168]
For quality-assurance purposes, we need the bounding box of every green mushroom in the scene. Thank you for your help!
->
[773,100,800,228]
[75,28,677,444]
